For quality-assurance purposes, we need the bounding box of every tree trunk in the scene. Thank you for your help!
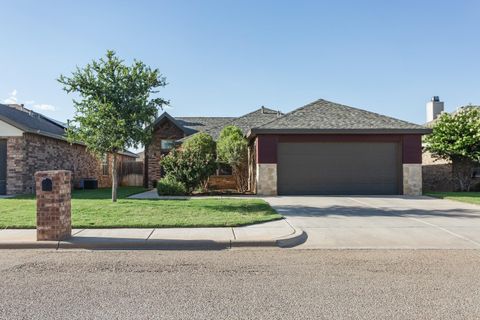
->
[233,163,248,193]
[112,153,118,202]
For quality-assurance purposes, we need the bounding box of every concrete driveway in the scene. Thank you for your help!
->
[264,196,480,249]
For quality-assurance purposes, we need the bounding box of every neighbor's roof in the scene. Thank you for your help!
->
[0,104,137,158]
[249,99,431,136]
[425,105,480,127]
[0,103,67,139]
[198,107,282,140]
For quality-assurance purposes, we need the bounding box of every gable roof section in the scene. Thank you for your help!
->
[152,112,188,133]
[0,103,66,139]
[152,112,234,136]
[249,99,431,136]
[191,107,282,140]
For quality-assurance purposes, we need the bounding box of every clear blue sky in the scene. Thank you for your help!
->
[1,0,479,125]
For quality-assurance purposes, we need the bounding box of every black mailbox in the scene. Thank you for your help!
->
[41,178,53,192]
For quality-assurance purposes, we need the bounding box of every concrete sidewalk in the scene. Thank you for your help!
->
[0,219,306,250]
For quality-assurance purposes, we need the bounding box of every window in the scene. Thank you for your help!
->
[102,155,109,176]
[161,140,176,151]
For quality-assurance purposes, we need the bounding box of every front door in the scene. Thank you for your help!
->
[0,140,7,195]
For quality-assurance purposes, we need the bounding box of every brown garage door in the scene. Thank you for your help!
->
[277,142,400,195]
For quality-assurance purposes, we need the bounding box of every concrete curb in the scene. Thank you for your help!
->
[0,241,58,249]
[0,224,307,250]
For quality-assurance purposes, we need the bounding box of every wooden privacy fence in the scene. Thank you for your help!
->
[119,161,144,187]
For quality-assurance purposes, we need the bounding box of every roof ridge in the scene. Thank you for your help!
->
[175,116,235,119]
[255,99,325,129]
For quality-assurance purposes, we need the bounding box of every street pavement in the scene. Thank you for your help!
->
[0,249,479,319]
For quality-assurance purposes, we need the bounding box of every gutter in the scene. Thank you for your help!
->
[247,128,433,139]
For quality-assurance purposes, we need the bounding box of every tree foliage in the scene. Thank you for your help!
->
[425,106,480,191]
[217,126,249,192]
[58,50,168,201]
[161,133,217,194]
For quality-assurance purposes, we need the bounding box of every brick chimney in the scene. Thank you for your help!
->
[426,96,444,122]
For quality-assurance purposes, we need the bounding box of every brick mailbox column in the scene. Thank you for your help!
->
[35,170,72,241]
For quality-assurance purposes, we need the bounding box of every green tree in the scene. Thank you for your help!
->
[425,106,480,191]
[58,50,168,201]
[161,133,217,194]
[217,126,249,192]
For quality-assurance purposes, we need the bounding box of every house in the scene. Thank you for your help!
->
[144,107,280,189]
[146,99,430,195]
[422,96,480,191]
[0,104,137,195]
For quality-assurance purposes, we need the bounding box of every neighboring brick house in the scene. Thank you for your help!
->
[146,99,430,196]
[0,104,137,195]
[422,97,480,191]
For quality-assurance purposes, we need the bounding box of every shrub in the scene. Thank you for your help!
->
[156,176,186,196]
[161,133,217,194]
[182,132,216,156]
[217,126,248,192]
[425,106,480,191]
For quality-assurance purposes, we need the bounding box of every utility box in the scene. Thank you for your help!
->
[35,170,72,241]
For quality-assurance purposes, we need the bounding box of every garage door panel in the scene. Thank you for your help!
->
[278,142,400,195]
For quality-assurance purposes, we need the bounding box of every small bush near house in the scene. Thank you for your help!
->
[161,133,217,194]
[217,126,249,192]
[157,176,187,196]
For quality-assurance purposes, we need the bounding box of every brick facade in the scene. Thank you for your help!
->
[35,170,72,241]
[145,119,185,188]
[422,151,480,192]
[4,133,134,195]
[422,151,454,192]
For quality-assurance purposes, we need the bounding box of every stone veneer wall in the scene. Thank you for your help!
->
[403,164,422,196]
[256,163,277,196]
[5,133,133,195]
[145,119,185,188]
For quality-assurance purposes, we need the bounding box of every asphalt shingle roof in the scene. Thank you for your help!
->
[198,107,282,140]
[0,104,137,158]
[252,99,429,134]
[175,117,235,135]
[0,103,66,138]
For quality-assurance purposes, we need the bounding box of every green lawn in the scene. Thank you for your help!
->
[0,187,281,228]
[425,192,480,205]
